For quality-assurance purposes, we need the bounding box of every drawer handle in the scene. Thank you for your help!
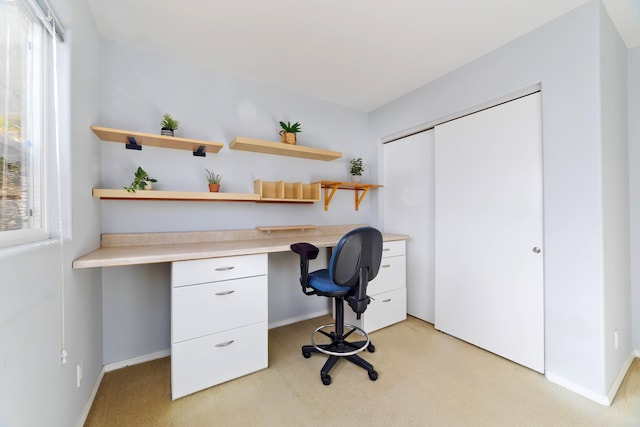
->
[382,298,392,303]
[381,264,391,268]
[215,290,235,296]
[383,248,391,252]
[215,266,235,271]
[215,340,235,347]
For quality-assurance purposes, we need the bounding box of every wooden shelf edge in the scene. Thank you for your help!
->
[92,188,260,202]
[91,125,224,154]
[230,136,342,161]
[315,180,383,189]
[256,225,317,232]
[257,198,319,203]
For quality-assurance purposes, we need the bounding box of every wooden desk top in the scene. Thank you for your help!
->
[73,225,409,269]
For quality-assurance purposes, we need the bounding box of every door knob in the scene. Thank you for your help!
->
[532,247,541,254]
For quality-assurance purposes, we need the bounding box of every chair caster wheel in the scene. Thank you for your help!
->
[367,344,375,353]
[368,370,378,381]
[321,374,331,385]
[302,351,311,359]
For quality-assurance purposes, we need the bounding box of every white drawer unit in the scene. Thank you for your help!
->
[171,254,268,400]
[344,240,407,333]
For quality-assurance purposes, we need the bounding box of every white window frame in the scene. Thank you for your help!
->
[0,0,61,248]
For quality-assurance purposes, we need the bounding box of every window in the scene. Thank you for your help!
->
[0,0,60,247]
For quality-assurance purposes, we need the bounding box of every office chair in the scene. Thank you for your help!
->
[290,226,383,385]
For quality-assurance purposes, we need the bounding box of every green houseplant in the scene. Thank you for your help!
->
[349,157,365,182]
[124,166,157,192]
[205,168,222,192]
[161,113,180,136]
[279,121,301,145]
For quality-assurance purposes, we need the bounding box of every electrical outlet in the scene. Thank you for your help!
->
[614,330,619,350]
[76,361,84,387]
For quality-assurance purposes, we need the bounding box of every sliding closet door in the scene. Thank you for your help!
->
[434,93,544,373]
[383,130,435,322]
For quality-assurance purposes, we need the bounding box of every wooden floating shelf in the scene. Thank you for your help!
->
[91,126,224,156]
[315,180,383,211]
[92,189,260,202]
[256,225,317,232]
[230,136,342,161]
[254,180,321,203]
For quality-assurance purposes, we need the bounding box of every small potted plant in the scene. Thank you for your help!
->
[161,113,180,137]
[205,168,222,192]
[349,157,365,182]
[124,166,157,192]
[279,121,301,145]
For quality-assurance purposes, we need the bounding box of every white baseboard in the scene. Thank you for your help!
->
[104,349,171,372]
[605,351,636,404]
[546,350,637,406]
[546,372,611,406]
[268,309,330,329]
[77,366,105,427]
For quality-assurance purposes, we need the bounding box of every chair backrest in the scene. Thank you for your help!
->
[330,227,383,288]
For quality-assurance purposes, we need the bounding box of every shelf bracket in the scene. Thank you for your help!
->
[125,136,142,150]
[354,186,371,211]
[323,184,340,211]
[193,145,206,157]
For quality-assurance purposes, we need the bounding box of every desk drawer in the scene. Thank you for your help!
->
[369,255,406,294]
[171,322,268,400]
[381,240,406,258]
[345,287,407,333]
[172,275,267,343]
[172,254,267,287]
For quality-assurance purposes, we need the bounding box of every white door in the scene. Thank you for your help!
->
[434,93,544,373]
[383,130,435,322]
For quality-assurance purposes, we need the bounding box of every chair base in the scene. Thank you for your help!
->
[301,323,378,385]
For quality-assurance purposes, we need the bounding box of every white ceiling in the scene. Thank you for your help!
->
[86,0,640,112]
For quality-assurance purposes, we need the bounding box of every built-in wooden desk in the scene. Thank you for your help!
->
[72,225,408,399]
[72,224,408,269]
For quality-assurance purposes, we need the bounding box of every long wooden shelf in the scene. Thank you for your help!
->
[93,189,260,202]
[91,126,224,156]
[230,136,342,161]
[314,180,383,211]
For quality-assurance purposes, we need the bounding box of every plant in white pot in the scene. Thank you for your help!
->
[124,166,157,192]
[205,169,222,192]
[348,157,365,182]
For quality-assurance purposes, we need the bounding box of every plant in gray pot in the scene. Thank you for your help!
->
[161,113,180,137]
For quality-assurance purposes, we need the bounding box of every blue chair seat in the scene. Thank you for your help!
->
[308,269,354,296]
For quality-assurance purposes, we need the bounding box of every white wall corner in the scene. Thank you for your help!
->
[104,349,171,373]
[77,366,105,427]
[546,350,636,406]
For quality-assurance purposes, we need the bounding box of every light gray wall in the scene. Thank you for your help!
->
[0,0,103,426]
[629,46,640,352]
[599,1,631,388]
[98,41,375,363]
[370,1,625,399]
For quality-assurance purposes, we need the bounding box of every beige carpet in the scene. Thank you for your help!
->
[85,316,640,426]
